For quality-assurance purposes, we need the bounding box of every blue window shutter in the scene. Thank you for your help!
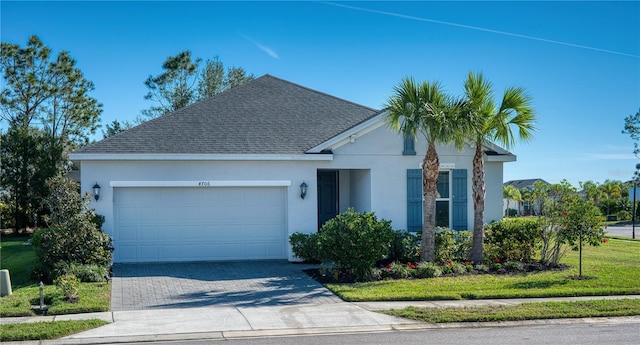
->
[452,169,468,230]
[407,169,422,231]
[403,135,416,155]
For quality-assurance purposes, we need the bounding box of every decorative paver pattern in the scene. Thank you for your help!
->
[111,261,342,310]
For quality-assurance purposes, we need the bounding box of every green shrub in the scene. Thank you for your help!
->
[91,214,106,230]
[617,210,631,221]
[289,232,321,263]
[415,262,442,278]
[53,262,108,282]
[474,264,489,273]
[452,262,467,274]
[31,176,113,282]
[318,208,394,281]
[434,228,472,264]
[389,230,420,263]
[505,261,524,271]
[54,274,80,302]
[484,217,540,263]
[387,262,413,279]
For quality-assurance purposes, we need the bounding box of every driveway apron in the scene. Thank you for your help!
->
[110,261,342,310]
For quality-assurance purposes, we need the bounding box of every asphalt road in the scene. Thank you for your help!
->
[117,321,640,345]
[606,224,639,239]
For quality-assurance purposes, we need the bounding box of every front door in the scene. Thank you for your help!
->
[317,170,338,230]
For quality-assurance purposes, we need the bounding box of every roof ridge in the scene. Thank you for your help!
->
[71,75,382,155]
[263,74,380,113]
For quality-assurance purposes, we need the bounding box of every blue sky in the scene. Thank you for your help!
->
[2,1,639,186]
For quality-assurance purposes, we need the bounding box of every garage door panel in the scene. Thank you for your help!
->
[138,246,159,261]
[113,187,287,263]
[117,207,140,224]
[117,226,137,241]
[118,245,138,261]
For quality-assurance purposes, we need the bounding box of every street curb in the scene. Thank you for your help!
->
[3,316,639,345]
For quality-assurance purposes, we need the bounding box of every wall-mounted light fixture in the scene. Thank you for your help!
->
[300,182,308,199]
[92,183,101,201]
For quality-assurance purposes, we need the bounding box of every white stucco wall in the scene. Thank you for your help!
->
[484,161,505,224]
[77,124,510,261]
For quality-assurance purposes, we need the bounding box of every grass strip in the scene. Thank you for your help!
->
[0,282,111,317]
[325,240,640,301]
[384,298,640,323]
[0,319,109,341]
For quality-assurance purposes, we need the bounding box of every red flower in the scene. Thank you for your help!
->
[407,262,416,269]
[494,257,501,263]
[445,261,453,267]
[602,238,608,243]
[563,211,569,217]
[385,264,391,270]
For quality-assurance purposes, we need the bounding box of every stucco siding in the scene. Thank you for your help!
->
[79,124,508,261]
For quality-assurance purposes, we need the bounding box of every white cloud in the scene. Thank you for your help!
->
[324,1,639,58]
[240,33,279,59]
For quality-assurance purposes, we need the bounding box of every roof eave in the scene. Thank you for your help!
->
[68,153,334,162]
[306,110,389,153]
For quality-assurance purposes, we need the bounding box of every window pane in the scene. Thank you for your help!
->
[437,171,449,198]
[436,200,449,228]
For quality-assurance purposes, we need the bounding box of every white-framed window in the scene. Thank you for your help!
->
[436,171,450,228]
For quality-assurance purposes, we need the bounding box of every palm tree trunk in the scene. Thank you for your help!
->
[470,144,485,263]
[421,141,439,262]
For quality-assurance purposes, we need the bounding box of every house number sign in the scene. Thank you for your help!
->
[197,181,212,187]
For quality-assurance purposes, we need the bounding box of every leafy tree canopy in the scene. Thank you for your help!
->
[1,35,102,150]
[141,51,254,121]
[0,35,101,229]
[622,108,640,159]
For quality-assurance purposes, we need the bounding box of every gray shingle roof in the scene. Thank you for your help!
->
[75,75,381,155]
[504,178,549,189]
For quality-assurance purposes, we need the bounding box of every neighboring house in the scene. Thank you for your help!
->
[503,178,549,216]
[70,75,515,263]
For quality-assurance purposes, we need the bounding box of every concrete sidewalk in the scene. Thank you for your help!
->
[2,295,639,344]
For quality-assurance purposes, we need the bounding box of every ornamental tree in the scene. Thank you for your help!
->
[534,180,605,270]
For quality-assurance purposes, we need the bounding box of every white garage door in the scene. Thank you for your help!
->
[113,187,287,263]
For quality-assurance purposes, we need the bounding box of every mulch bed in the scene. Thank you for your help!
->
[304,262,569,284]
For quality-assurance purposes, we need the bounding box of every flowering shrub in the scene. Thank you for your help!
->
[534,180,605,267]
[54,274,80,302]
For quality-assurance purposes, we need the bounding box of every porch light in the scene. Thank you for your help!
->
[300,182,308,199]
[92,183,101,201]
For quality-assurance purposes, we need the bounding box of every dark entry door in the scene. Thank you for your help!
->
[317,170,338,230]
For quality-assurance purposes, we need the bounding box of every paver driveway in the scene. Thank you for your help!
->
[110,261,342,310]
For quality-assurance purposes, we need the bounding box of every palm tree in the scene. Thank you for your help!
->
[519,187,534,215]
[462,72,536,263]
[599,180,622,216]
[503,185,522,217]
[386,77,463,262]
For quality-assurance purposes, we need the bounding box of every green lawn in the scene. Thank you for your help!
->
[0,234,111,317]
[1,234,38,288]
[385,299,640,323]
[326,239,640,301]
[0,319,109,342]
